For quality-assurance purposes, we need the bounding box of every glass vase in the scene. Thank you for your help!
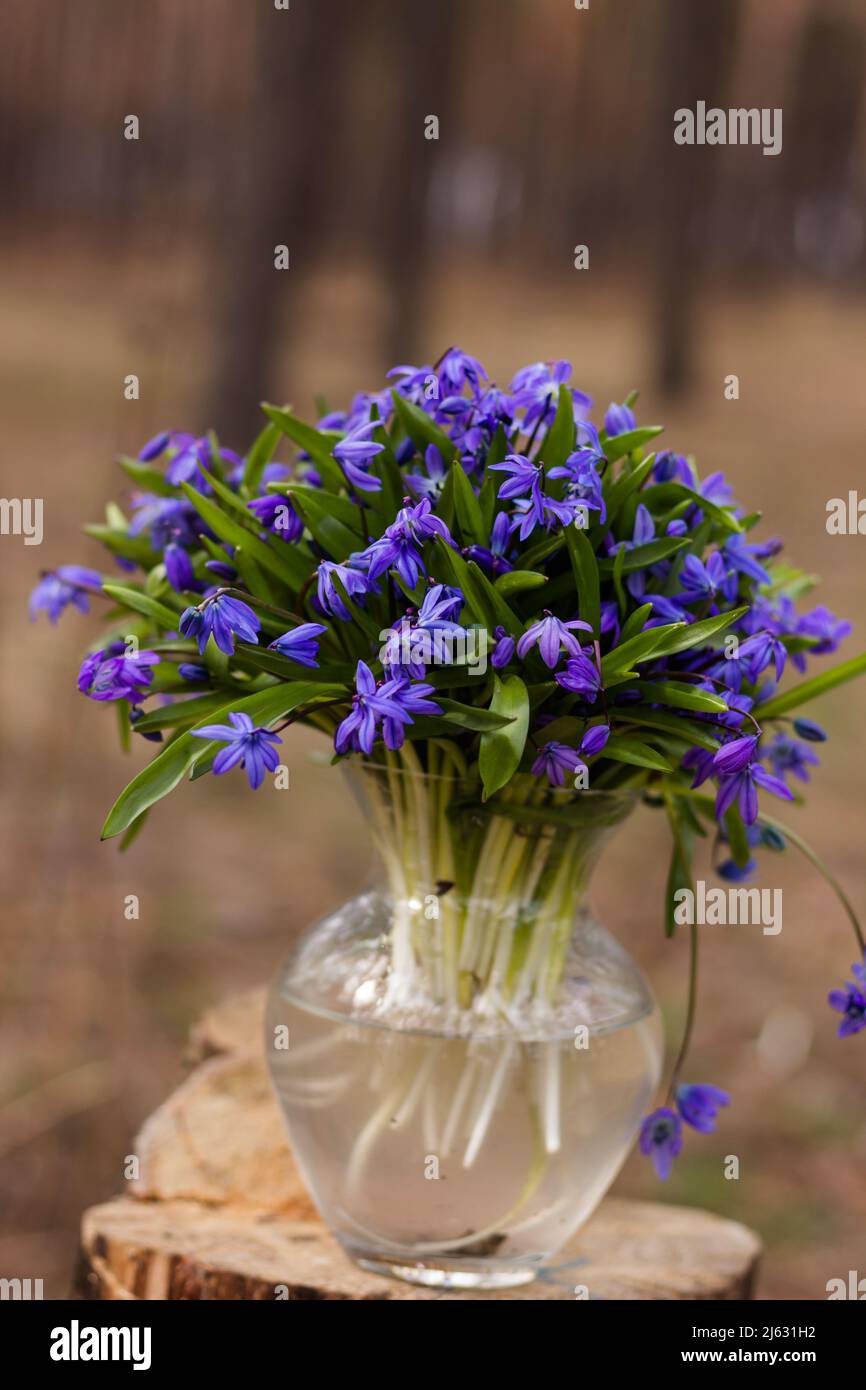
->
[266,754,662,1290]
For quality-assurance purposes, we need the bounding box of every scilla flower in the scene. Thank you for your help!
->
[179,594,260,656]
[828,961,866,1038]
[192,712,282,790]
[639,1108,683,1180]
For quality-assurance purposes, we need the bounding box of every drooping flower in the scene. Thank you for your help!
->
[555,649,602,702]
[489,453,543,502]
[792,718,827,743]
[78,644,159,702]
[436,347,488,397]
[713,743,795,826]
[580,723,611,757]
[179,594,260,656]
[29,566,102,623]
[332,420,384,492]
[491,625,515,670]
[360,498,452,589]
[164,542,196,593]
[766,732,819,785]
[509,490,586,541]
[828,961,866,1038]
[464,510,514,577]
[247,493,304,543]
[639,1107,683,1180]
[268,622,328,668]
[316,560,374,621]
[138,430,172,462]
[517,611,592,670]
[191,711,282,790]
[334,661,441,755]
[675,1084,730,1134]
[604,401,636,437]
[531,742,585,787]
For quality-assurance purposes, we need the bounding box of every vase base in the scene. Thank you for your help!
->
[344,1245,538,1291]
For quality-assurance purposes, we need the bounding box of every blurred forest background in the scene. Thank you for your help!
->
[1,0,865,1299]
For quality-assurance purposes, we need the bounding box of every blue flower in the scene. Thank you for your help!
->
[360,498,452,589]
[247,494,303,543]
[316,560,375,621]
[334,661,441,755]
[509,360,591,431]
[464,510,514,577]
[489,453,543,502]
[268,622,328,668]
[138,430,171,461]
[639,1107,683,1180]
[164,542,195,593]
[29,566,102,623]
[604,401,636,437]
[128,494,202,551]
[828,961,866,1038]
[713,744,794,826]
[191,711,282,789]
[179,594,260,656]
[675,1084,730,1134]
[548,422,607,521]
[532,742,586,787]
[509,490,585,542]
[517,611,592,669]
[678,552,732,604]
[437,347,488,397]
[78,644,159,702]
[491,625,516,669]
[555,649,601,702]
[766,732,819,785]
[332,420,384,493]
[792,718,827,743]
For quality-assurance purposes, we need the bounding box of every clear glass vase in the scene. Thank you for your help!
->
[266,755,663,1290]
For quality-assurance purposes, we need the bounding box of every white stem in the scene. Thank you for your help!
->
[462,1041,515,1170]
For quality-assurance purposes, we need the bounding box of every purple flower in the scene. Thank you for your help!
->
[639,1107,683,1180]
[178,663,209,682]
[406,444,449,502]
[548,423,607,521]
[29,566,102,623]
[517,611,592,670]
[139,430,171,461]
[464,510,514,577]
[681,745,717,788]
[510,360,591,431]
[489,453,543,502]
[191,711,282,790]
[714,746,795,825]
[164,434,212,488]
[722,533,772,587]
[604,401,636,437]
[580,723,610,757]
[316,560,374,621]
[437,347,488,397]
[361,498,452,589]
[739,631,787,684]
[332,420,384,493]
[509,490,586,541]
[247,494,304,543]
[532,742,586,787]
[675,1084,730,1134]
[129,494,202,551]
[828,961,866,1038]
[268,622,328,668]
[653,451,692,485]
[179,594,260,656]
[491,625,515,669]
[793,718,827,743]
[164,542,195,592]
[796,605,851,657]
[334,662,441,755]
[555,649,602,702]
[679,552,731,604]
[766,733,819,785]
[712,735,759,777]
[78,644,159,702]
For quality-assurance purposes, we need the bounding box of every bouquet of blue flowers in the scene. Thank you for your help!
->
[33,348,866,1177]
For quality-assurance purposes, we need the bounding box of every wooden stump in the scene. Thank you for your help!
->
[77,991,761,1301]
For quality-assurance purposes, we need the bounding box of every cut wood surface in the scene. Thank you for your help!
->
[78,989,762,1301]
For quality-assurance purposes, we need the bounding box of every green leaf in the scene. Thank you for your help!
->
[494,570,547,599]
[636,680,730,714]
[601,453,657,533]
[479,675,530,799]
[101,585,180,630]
[450,461,487,546]
[598,536,689,575]
[565,524,601,638]
[646,606,747,660]
[619,603,653,644]
[288,486,364,557]
[260,404,345,490]
[645,481,742,534]
[538,384,575,473]
[242,421,282,495]
[101,681,343,838]
[756,651,866,720]
[439,698,515,732]
[234,642,355,685]
[118,456,175,496]
[390,389,454,462]
[133,692,240,733]
[602,736,673,773]
[601,622,684,682]
[724,804,752,870]
[602,426,664,462]
[619,709,722,752]
[179,481,312,591]
[118,810,149,852]
[83,525,157,569]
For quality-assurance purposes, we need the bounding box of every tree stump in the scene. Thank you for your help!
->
[77,991,761,1301]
